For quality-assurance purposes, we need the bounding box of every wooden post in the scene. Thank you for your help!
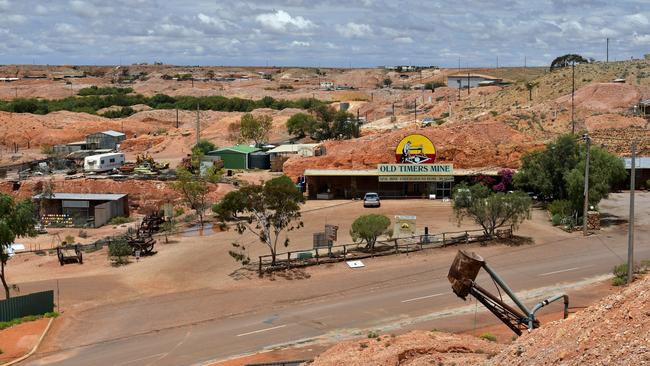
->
[465,231,469,243]
[394,239,399,254]
[343,245,347,259]
[442,232,446,245]
[258,256,263,277]
[287,252,291,269]
[315,248,319,264]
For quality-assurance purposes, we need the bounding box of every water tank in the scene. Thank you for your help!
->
[248,152,270,170]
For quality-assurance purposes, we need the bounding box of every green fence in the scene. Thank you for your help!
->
[0,290,54,322]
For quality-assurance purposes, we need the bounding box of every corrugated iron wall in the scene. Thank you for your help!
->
[0,290,54,322]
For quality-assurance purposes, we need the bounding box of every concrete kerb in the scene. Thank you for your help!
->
[1,317,54,366]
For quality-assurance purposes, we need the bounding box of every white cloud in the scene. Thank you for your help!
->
[0,0,9,11]
[35,4,47,15]
[336,22,371,38]
[197,13,226,30]
[6,14,26,24]
[54,23,77,34]
[69,0,100,17]
[255,10,315,32]
[632,32,650,45]
[394,36,413,44]
[290,40,310,47]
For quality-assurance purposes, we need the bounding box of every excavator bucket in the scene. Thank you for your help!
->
[447,250,484,299]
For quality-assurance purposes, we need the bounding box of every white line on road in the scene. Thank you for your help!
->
[236,324,287,337]
[113,353,167,366]
[539,266,587,277]
[401,293,446,303]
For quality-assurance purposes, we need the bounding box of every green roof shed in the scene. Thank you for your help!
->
[208,145,260,169]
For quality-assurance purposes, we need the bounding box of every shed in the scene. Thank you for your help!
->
[622,156,650,190]
[33,193,129,228]
[447,74,502,89]
[207,145,260,169]
[86,130,126,150]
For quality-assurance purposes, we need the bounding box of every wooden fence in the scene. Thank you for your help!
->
[257,227,513,275]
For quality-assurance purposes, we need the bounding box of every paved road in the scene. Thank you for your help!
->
[24,217,650,366]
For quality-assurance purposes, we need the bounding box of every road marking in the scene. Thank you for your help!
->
[401,293,445,303]
[236,324,287,337]
[539,266,586,277]
[113,353,167,366]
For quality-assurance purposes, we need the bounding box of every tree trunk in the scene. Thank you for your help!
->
[1,260,9,299]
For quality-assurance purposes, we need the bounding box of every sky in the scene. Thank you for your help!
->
[1,0,649,67]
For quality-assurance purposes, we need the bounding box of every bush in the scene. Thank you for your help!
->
[109,216,133,225]
[101,106,135,118]
[174,207,185,217]
[367,330,379,339]
[183,213,198,223]
[108,237,131,266]
[78,86,133,96]
[548,199,573,217]
[78,230,88,239]
[64,235,75,245]
[551,214,562,226]
[41,144,54,155]
[479,332,497,342]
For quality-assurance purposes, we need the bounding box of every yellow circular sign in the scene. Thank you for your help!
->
[395,134,436,164]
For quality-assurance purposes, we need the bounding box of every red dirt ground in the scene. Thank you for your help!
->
[0,318,50,364]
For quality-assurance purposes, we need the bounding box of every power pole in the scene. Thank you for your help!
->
[196,103,200,146]
[627,140,636,284]
[582,134,591,236]
[571,62,576,134]
[606,38,609,63]
[496,56,499,69]
[524,56,527,68]
[467,71,470,95]
[414,98,417,123]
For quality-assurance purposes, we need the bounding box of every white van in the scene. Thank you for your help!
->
[84,153,125,172]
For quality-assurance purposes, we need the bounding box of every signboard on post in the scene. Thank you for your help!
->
[394,215,416,238]
[325,224,338,242]
[313,232,329,249]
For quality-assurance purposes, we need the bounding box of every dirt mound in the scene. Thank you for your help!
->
[0,177,234,213]
[283,121,540,180]
[555,83,639,113]
[310,330,503,366]
[489,274,650,366]
[584,113,647,131]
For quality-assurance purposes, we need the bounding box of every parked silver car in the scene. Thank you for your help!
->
[363,192,380,208]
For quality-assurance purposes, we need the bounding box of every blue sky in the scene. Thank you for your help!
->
[1,0,649,67]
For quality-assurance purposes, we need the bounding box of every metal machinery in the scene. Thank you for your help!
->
[448,250,569,335]
[56,244,83,266]
[124,212,166,256]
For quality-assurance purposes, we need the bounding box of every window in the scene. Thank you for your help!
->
[100,160,105,164]
[109,158,115,163]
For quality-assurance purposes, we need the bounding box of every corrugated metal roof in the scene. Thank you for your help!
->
[623,157,650,169]
[213,144,260,154]
[267,144,319,154]
[33,193,127,201]
[100,130,126,137]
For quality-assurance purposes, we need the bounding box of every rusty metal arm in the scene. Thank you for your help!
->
[470,282,535,335]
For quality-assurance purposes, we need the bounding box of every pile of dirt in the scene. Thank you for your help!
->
[310,330,504,366]
[555,83,640,113]
[489,274,650,365]
[283,121,540,180]
[0,177,234,213]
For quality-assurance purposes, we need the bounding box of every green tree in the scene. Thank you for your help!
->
[453,184,532,238]
[564,146,626,212]
[286,113,317,138]
[550,54,589,71]
[193,139,216,155]
[240,113,273,146]
[309,105,358,141]
[0,194,37,298]
[515,134,626,214]
[213,176,305,266]
[171,167,211,226]
[383,78,393,87]
[108,237,131,266]
[514,134,580,201]
[350,214,391,251]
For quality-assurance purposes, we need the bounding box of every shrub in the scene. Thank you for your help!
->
[109,216,133,225]
[78,230,88,239]
[183,213,197,223]
[101,106,135,118]
[479,332,497,342]
[551,214,562,226]
[108,237,131,266]
[440,112,449,118]
[548,199,573,217]
[64,235,75,245]
[174,207,185,217]
[367,330,379,339]
[41,144,54,155]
